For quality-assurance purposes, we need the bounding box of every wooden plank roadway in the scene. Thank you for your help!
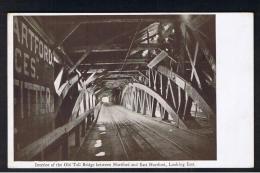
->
[75,103,216,161]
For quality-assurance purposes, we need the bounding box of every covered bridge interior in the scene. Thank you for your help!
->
[13,14,216,161]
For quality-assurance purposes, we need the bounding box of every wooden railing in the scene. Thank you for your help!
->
[16,102,102,161]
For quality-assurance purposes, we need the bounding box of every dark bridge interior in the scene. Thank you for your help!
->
[13,14,216,161]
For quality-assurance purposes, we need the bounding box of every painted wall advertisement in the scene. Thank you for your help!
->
[13,16,56,150]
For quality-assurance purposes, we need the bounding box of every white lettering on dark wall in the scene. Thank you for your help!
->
[13,17,54,66]
[14,17,55,118]
[14,79,54,118]
[15,47,37,79]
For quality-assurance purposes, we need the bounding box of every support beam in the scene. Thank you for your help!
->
[151,99,157,117]
[61,73,81,99]
[57,23,81,47]
[86,69,141,74]
[74,48,128,53]
[83,72,97,87]
[147,50,168,68]
[71,90,86,120]
[181,22,216,74]
[156,65,215,121]
[69,49,92,74]
[138,71,149,80]
[102,77,132,81]
[70,43,159,54]
[140,90,147,115]
[75,126,80,147]
[80,60,146,66]
[185,41,202,89]
[56,46,75,66]
[61,134,69,160]
[69,28,139,74]
[121,83,187,128]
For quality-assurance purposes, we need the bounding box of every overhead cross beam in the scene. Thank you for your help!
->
[68,27,140,74]
[70,44,159,54]
[80,58,146,66]
[86,69,141,74]
[103,76,133,80]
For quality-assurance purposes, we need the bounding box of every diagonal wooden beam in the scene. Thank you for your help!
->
[83,72,97,87]
[185,42,202,89]
[147,50,168,68]
[156,65,215,121]
[138,71,149,80]
[190,41,199,81]
[121,20,142,71]
[168,78,177,108]
[56,46,75,66]
[184,15,211,31]
[57,22,81,47]
[181,17,216,74]
[68,48,92,74]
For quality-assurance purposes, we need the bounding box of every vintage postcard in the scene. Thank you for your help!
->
[7,13,253,168]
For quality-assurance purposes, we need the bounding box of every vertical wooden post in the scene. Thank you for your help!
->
[160,73,163,96]
[195,103,198,118]
[151,99,157,117]
[93,94,96,106]
[159,105,165,120]
[75,126,80,147]
[134,88,137,112]
[61,133,69,160]
[141,91,147,115]
[131,88,135,111]
[163,111,169,121]
[182,94,193,120]
[83,92,86,112]
[147,95,152,116]
[136,89,141,113]
[177,116,180,128]
[170,81,178,111]
[148,69,151,87]
[89,93,92,109]
[86,92,89,110]
[177,87,185,119]
[87,113,92,129]
[81,121,86,137]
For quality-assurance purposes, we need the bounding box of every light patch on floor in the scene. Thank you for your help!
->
[95,152,105,157]
[94,140,102,148]
[100,132,106,135]
[98,126,106,131]
[169,129,173,132]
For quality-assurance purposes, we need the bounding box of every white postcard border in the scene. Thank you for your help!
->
[7,13,254,168]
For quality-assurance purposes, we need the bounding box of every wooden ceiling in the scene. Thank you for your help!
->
[34,15,214,89]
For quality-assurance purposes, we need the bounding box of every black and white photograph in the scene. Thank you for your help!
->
[7,13,253,168]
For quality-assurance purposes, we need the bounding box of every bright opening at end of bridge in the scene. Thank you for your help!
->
[102,96,110,103]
